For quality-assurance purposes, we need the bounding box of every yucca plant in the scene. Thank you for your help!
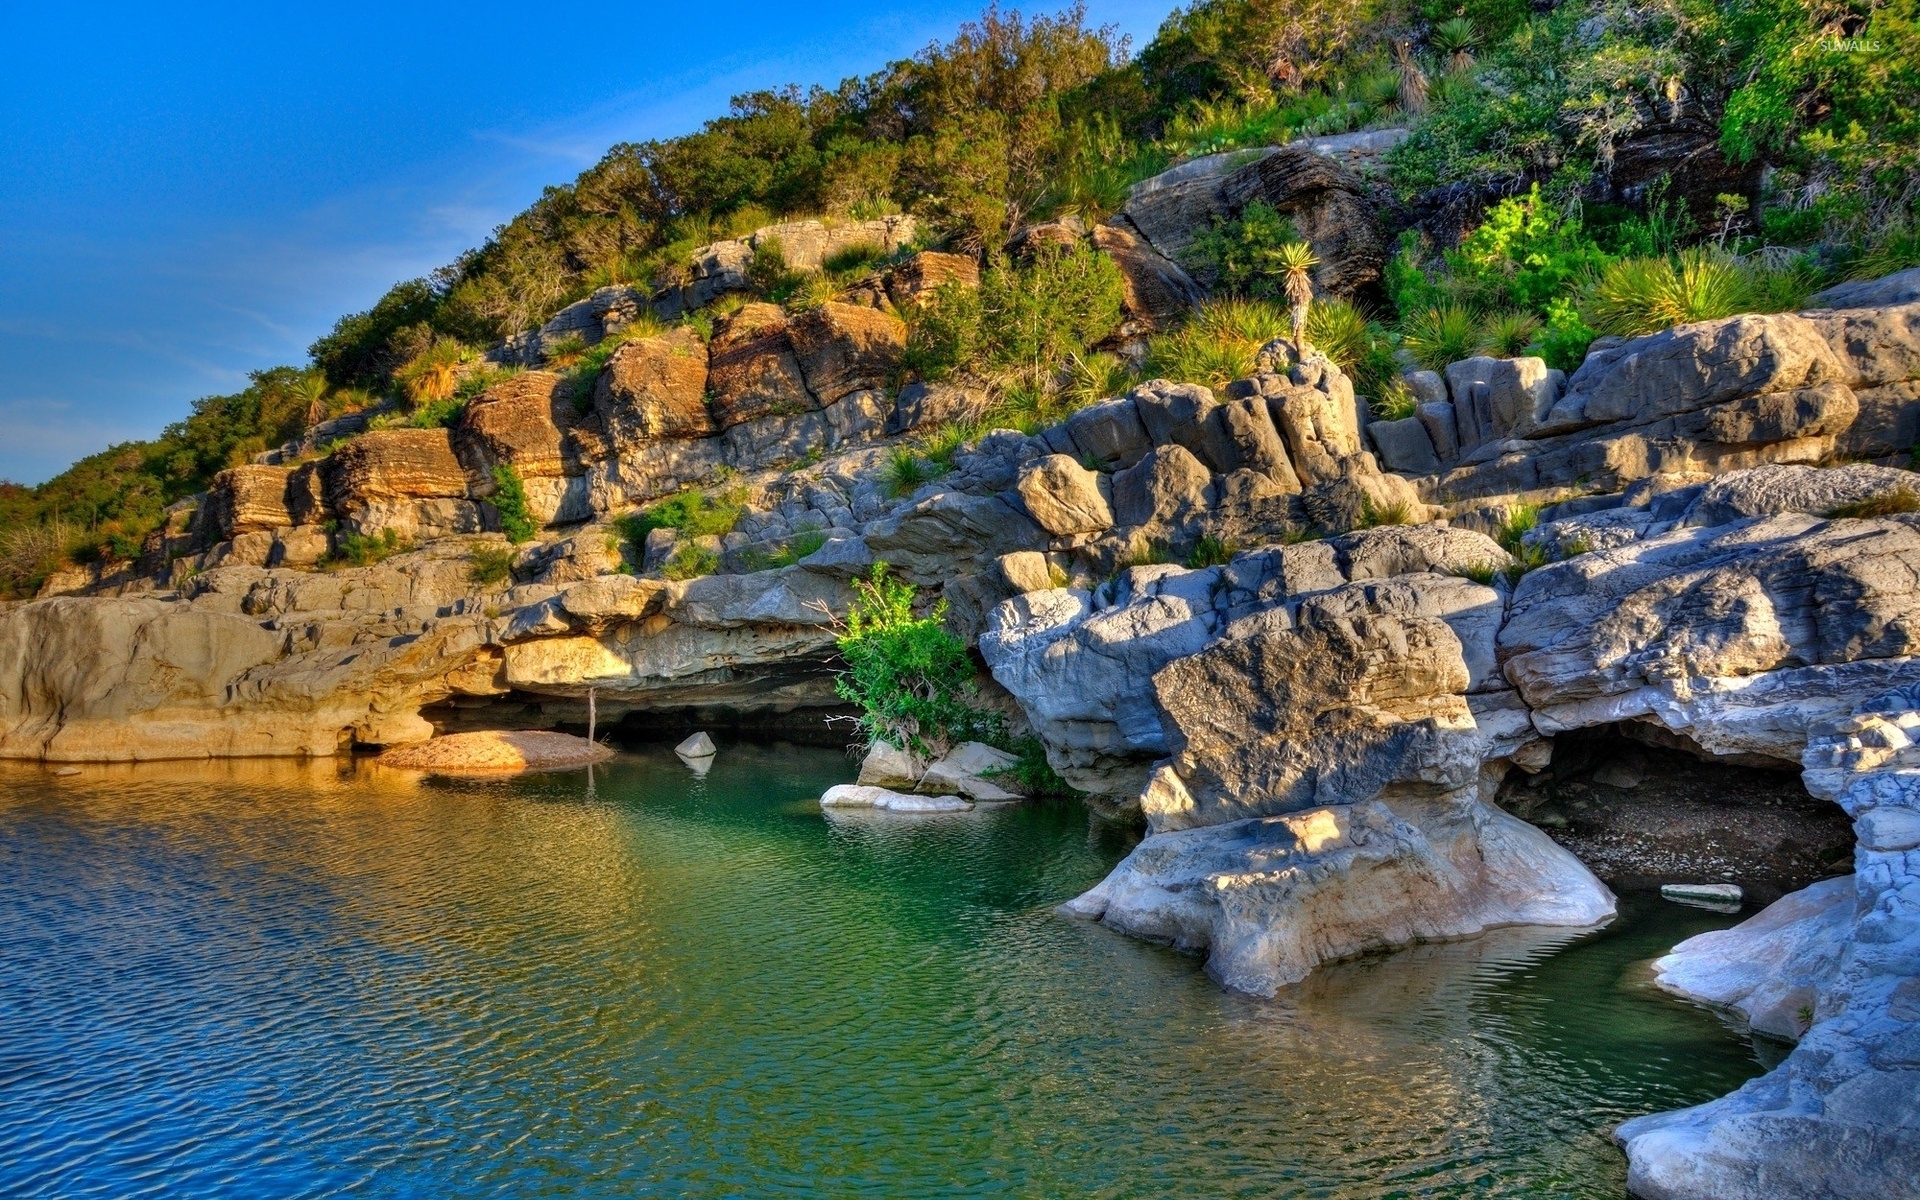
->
[1400,305,1483,371]
[1585,250,1754,337]
[1394,40,1429,115]
[1480,310,1543,357]
[1432,18,1478,73]
[1270,241,1320,350]
[395,338,469,406]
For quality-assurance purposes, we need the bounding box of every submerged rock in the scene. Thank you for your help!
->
[1062,797,1614,995]
[819,784,970,813]
[377,730,613,772]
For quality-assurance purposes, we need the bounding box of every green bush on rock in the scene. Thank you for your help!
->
[833,563,993,760]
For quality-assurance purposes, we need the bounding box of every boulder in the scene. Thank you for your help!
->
[1111,444,1214,530]
[452,370,591,483]
[1121,148,1279,263]
[1016,455,1113,537]
[674,731,716,759]
[1368,415,1441,475]
[920,740,1022,801]
[1207,396,1300,487]
[888,380,987,436]
[1131,380,1223,467]
[861,490,1048,584]
[705,303,817,428]
[857,739,923,789]
[1678,462,1916,527]
[1150,607,1477,831]
[1499,513,1920,761]
[1218,145,1387,296]
[997,551,1059,594]
[1092,220,1204,330]
[206,466,293,539]
[1062,798,1614,995]
[1065,396,1153,469]
[1445,356,1560,446]
[789,302,905,403]
[1005,214,1086,259]
[324,429,471,511]
[1811,265,1920,311]
[749,215,916,272]
[593,327,714,445]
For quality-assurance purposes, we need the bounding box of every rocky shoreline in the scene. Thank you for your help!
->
[6,232,1920,1188]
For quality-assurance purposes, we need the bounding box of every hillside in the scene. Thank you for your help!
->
[4,0,1916,597]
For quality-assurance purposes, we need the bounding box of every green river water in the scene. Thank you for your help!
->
[0,743,1767,1198]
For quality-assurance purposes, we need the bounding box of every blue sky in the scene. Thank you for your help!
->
[0,1,1171,485]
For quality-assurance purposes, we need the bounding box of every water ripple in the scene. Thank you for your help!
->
[0,749,1762,1198]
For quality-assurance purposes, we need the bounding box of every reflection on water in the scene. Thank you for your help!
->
[0,748,1763,1198]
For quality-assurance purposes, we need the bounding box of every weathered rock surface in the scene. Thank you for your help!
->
[819,784,971,813]
[1063,797,1614,995]
[1017,454,1113,536]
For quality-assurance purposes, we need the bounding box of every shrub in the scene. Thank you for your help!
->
[986,736,1081,798]
[1494,503,1539,553]
[1305,298,1397,394]
[1444,185,1613,314]
[1585,250,1754,337]
[1371,377,1418,420]
[1144,296,1288,390]
[1358,496,1414,527]
[768,529,829,567]
[491,465,537,543]
[901,281,984,382]
[327,528,405,569]
[1059,351,1136,410]
[748,236,809,302]
[833,563,989,758]
[469,543,517,586]
[1849,225,1920,282]
[395,339,470,407]
[662,542,720,580]
[823,241,890,278]
[1745,255,1827,314]
[1480,310,1542,357]
[542,333,589,367]
[886,447,938,497]
[622,486,748,541]
[1826,487,1920,519]
[1537,296,1597,371]
[977,245,1128,386]
[1181,200,1302,297]
[1185,536,1237,568]
[1400,305,1483,371]
[408,395,467,429]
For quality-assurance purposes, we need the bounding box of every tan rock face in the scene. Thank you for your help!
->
[1016,454,1114,536]
[324,429,471,508]
[886,251,979,308]
[789,302,905,403]
[705,303,817,428]
[594,327,714,444]
[1091,221,1203,331]
[207,466,293,538]
[453,370,588,478]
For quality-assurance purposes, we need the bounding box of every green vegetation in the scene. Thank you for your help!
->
[469,543,518,586]
[491,465,537,543]
[886,447,940,497]
[326,528,407,569]
[986,735,1082,798]
[833,563,994,757]
[14,0,1919,597]
[1357,496,1415,527]
[662,542,721,580]
[1185,536,1237,567]
[616,484,749,543]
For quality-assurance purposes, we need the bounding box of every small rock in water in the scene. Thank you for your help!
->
[819,784,971,813]
[1661,882,1743,910]
[674,731,716,759]
[52,766,81,777]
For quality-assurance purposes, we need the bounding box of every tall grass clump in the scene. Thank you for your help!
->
[1585,250,1753,337]
[1400,305,1482,371]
